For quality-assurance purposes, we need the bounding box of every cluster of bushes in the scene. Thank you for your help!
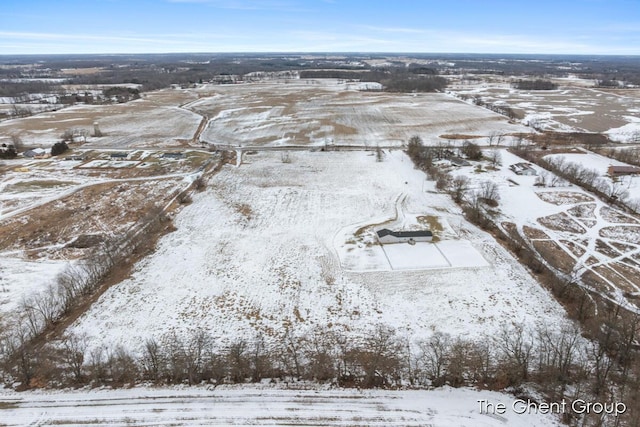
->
[50,141,69,156]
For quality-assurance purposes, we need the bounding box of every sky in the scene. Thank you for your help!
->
[1,0,639,55]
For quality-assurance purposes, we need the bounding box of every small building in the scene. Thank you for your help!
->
[510,162,537,176]
[110,152,128,159]
[376,228,433,244]
[608,165,640,177]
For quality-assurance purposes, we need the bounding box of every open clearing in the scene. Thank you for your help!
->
[0,386,560,426]
[70,150,568,354]
[191,79,531,147]
[449,78,640,140]
[0,89,201,148]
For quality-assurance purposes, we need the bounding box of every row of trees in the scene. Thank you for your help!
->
[0,206,170,388]
[2,320,638,425]
[513,146,640,211]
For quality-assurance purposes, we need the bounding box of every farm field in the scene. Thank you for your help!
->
[70,150,569,355]
[190,79,531,147]
[448,78,640,140]
[0,89,202,148]
[0,386,561,426]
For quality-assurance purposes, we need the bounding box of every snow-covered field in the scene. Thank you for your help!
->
[0,386,561,426]
[449,79,640,139]
[70,150,568,354]
[192,80,530,147]
[0,89,201,148]
[449,149,640,309]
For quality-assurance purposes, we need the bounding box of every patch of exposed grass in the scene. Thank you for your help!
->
[6,180,77,192]
[417,215,443,242]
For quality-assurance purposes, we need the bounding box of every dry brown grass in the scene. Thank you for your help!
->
[439,134,483,140]
[532,240,576,274]
[0,179,181,259]
[536,191,594,205]
[522,225,549,240]
[538,212,586,234]
[559,239,587,258]
[609,262,640,292]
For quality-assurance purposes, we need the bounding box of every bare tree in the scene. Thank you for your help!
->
[496,324,533,385]
[10,134,23,151]
[60,333,88,384]
[141,338,164,383]
[418,332,451,386]
[487,132,504,147]
[375,145,384,162]
[450,175,470,203]
[486,150,502,168]
[479,180,500,205]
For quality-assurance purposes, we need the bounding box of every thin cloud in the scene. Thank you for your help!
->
[166,0,297,10]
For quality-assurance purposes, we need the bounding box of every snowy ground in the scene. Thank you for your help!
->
[0,89,201,148]
[449,149,640,309]
[448,79,640,140]
[191,79,530,147]
[0,152,200,318]
[0,386,561,427]
[70,150,568,354]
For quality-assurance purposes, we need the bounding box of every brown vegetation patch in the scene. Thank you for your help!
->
[234,203,253,221]
[522,225,549,240]
[592,265,638,294]
[532,240,575,274]
[0,179,182,259]
[585,256,600,266]
[439,134,482,140]
[417,215,443,242]
[609,241,638,253]
[536,191,594,205]
[560,239,586,258]
[600,225,640,245]
[594,239,622,258]
[538,212,586,234]
[531,131,611,146]
[600,206,640,224]
[567,203,597,219]
[609,262,640,293]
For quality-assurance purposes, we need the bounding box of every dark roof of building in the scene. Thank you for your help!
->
[377,228,433,238]
[110,152,128,158]
[377,229,393,237]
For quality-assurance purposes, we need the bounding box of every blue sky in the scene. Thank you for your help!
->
[1,0,639,55]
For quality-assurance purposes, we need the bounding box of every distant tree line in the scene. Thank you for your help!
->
[512,79,558,90]
[299,69,447,92]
